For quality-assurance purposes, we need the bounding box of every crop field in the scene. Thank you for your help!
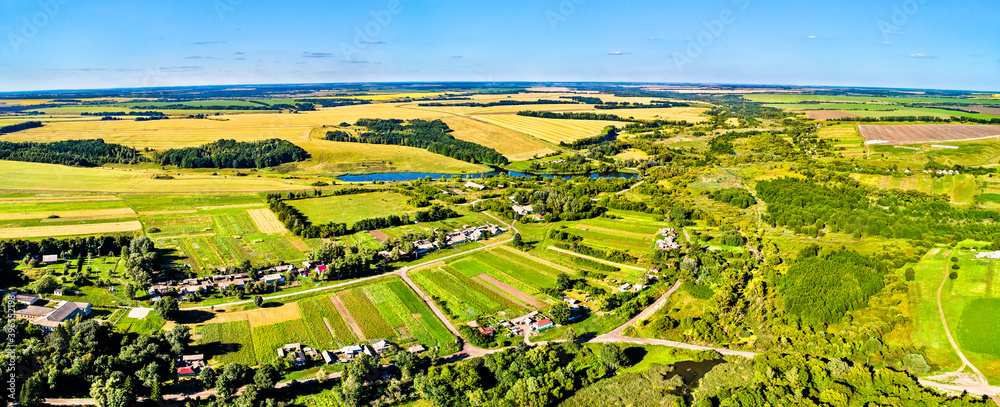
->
[339,288,395,339]
[473,114,622,144]
[288,192,413,226]
[198,320,257,365]
[469,249,560,288]
[0,220,142,238]
[744,94,1000,105]
[363,282,454,345]
[816,124,866,157]
[0,195,120,204]
[300,296,356,348]
[0,207,136,221]
[449,256,548,307]
[569,225,653,252]
[411,264,525,320]
[440,116,554,160]
[577,106,708,122]
[286,140,488,176]
[576,210,670,235]
[250,319,313,365]
[247,208,288,234]
[957,298,1000,357]
[123,193,264,212]
[860,124,1000,145]
[474,273,547,309]
[0,160,312,193]
[804,110,860,120]
[852,174,982,204]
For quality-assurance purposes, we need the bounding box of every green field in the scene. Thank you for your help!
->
[250,319,313,365]
[199,320,257,366]
[411,265,525,320]
[957,298,1000,357]
[288,192,414,225]
[745,94,1000,105]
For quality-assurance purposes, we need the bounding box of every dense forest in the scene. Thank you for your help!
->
[757,176,1000,242]
[155,139,309,169]
[708,187,756,209]
[781,249,886,326]
[0,139,147,167]
[594,100,690,109]
[0,120,42,134]
[326,119,508,165]
[562,126,619,149]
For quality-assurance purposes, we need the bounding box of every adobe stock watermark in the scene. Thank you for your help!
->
[672,0,750,72]
[878,0,927,43]
[5,293,17,403]
[6,0,71,54]
[341,0,402,62]
[214,0,244,21]
[546,0,585,31]
[141,65,168,88]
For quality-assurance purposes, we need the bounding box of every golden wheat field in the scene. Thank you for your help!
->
[247,208,289,234]
[441,116,554,160]
[0,220,142,238]
[0,207,137,221]
[473,114,621,144]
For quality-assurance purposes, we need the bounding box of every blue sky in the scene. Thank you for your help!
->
[0,0,997,92]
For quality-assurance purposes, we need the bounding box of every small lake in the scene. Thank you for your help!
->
[337,171,639,183]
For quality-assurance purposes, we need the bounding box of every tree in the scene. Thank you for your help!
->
[90,373,134,407]
[549,302,572,325]
[599,343,627,372]
[346,354,377,381]
[254,295,264,308]
[32,274,59,294]
[154,296,179,320]
[556,273,571,291]
[254,364,280,389]
[512,233,523,248]
[215,363,249,399]
[19,373,45,406]
[949,271,959,280]
[199,366,216,388]
[165,324,191,355]
[904,267,916,281]
[563,327,579,350]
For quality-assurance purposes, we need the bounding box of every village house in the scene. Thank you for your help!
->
[533,319,554,332]
[340,345,364,358]
[261,273,285,285]
[16,301,92,332]
[372,339,395,354]
[478,326,495,336]
[464,181,488,191]
[41,255,59,264]
[321,350,337,365]
[512,205,534,216]
[177,366,198,378]
[277,343,307,366]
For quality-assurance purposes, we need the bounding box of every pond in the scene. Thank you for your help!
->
[336,170,640,182]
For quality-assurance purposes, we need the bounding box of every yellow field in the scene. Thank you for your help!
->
[473,114,621,144]
[0,220,142,238]
[3,103,444,150]
[0,196,119,203]
[441,116,554,160]
[247,208,289,234]
[287,140,488,175]
[200,302,303,326]
[0,160,312,193]
[578,106,708,122]
[817,124,866,157]
[0,207,136,221]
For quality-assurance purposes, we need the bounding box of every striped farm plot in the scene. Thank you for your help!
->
[473,114,623,144]
[297,296,354,349]
[198,320,257,366]
[0,220,142,238]
[362,282,454,347]
[411,265,526,320]
[339,288,395,339]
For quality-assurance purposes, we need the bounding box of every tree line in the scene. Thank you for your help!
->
[561,126,619,149]
[0,120,42,134]
[593,100,690,109]
[154,139,309,169]
[517,110,624,121]
[0,139,147,167]
[709,187,756,209]
[327,119,508,165]
[266,192,459,238]
[417,99,578,108]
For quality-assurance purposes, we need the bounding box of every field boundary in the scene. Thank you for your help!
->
[475,273,546,309]
[330,295,366,341]
[247,208,289,234]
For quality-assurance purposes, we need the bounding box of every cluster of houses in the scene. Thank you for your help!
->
[921,169,961,175]
[8,293,92,332]
[278,339,424,367]
[656,228,682,250]
[146,264,321,301]
[511,202,545,221]
[384,223,506,258]
[473,306,587,338]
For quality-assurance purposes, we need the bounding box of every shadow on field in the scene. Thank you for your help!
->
[174,310,215,324]
[194,340,244,360]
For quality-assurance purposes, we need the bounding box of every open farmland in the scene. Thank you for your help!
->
[958,298,1000,357]
[0,220,142,238]
[441,116,554,160]
[0,207,136,221]
[474,114,622,144]
[411,264,526,320]
[805,110,860,120]
[287,139,488,175]
[578,106,708,122]
[288,191,413,225]
[197,320,257,366]
[0,160,312,193]
[859,124,1000,145]
[247,208,288,234]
